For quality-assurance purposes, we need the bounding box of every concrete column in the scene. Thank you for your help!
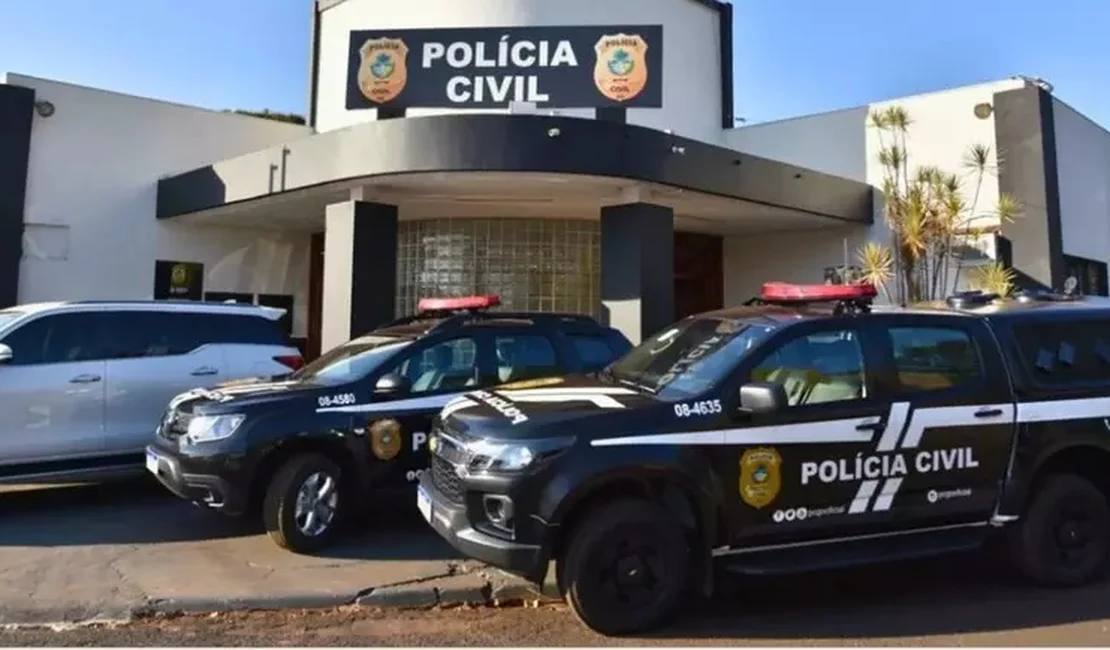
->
[600,202,674,345]
[321,200,398,353]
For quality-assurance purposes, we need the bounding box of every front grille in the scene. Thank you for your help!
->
[431,453,464,504]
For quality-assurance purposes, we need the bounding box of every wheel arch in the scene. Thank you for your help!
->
[545,467,721,596]
[1020,442,1110,510]
[247,436,359,512]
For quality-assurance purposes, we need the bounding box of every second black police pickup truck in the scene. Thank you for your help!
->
[419,282,1110,635]
[144,296,630,553]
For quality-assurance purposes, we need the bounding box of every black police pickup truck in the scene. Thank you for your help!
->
[419,281,1110,635]
[144,296,631,553]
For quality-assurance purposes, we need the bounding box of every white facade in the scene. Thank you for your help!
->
[720,79,1026,304]
[314,0,726,144]
[1054,97,1110,268]
[9,74,315,338]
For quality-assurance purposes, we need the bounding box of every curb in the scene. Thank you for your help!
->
[354,569,561,610]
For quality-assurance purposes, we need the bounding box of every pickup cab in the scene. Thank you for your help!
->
[418,282,1110,635]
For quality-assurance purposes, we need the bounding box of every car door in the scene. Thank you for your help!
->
[371,332,495,486]
[100,309,229,456]
[716,317,901,547]
[867,313,1015,525]
[0,309,110,466]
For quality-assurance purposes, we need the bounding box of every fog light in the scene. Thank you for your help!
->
[483,494,515,533]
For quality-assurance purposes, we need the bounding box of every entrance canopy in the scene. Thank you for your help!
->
[156,113,874,233]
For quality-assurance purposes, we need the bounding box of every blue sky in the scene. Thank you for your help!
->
[1,0,1107,127]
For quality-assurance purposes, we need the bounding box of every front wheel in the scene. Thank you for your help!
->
[263,453,344,554]
[1009,473,1110,587]
[558,498,691,636]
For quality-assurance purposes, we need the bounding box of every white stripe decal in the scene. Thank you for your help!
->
[874,401,910,452]
[439,396,478,419]
[592,416,879,447]
[848,479,879,514]
[1017,396,1110,423]
[497,386,637,397]
[315,392,465,414]
[900,403,1014,449]
[871,477,902,512]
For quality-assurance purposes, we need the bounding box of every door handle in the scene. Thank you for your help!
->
[856,420,884,432]
[191,367,219,376]
[69,374,101,384]
[974,408,1004,418]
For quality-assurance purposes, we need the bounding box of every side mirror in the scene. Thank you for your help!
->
[0,343,11,365]
[737,381,787,416]
[374,372,411,396]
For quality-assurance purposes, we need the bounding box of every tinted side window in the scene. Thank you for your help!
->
[1013,319,1110,385]
[494,334,561,383]
[750,329,866,405]
[1,312,110,365]
[567,333,619,370]
[395,337,480,394]
[102,311,287,359]
[887,326,981,392]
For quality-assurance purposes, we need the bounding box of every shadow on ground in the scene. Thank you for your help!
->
[0,478,459,561]
[646,551,1110,642]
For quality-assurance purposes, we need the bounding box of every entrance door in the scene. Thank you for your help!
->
[674,231,723,320]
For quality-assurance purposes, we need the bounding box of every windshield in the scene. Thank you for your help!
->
[604,317,777,401]
[292,336,411,385]
[0,311,25,336]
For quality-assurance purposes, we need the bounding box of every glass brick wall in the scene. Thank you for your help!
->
[395,218,601,318]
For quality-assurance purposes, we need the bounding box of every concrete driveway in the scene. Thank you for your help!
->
[0,477,484,625]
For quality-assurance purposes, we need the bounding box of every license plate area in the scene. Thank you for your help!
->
[416,484,433,523]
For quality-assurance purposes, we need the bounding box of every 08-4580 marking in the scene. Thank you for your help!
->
[674,399,722,418]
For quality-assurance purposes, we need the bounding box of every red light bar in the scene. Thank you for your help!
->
[761,282,877,302]
[417,295,501,312]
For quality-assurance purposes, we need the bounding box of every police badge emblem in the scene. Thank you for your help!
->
[357,37,409,104]
[739,447,782,509]
[170,263,188,288]
[593,33,649,103]
[369,418,403,460]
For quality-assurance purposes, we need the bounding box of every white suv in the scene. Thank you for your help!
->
[0,300,303,484]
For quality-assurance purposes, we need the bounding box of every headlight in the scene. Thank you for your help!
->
[465,436,575,474]
[184,414,246,444]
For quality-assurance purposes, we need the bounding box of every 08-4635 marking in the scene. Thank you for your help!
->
[674,399,722,418]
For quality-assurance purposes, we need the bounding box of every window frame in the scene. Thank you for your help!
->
[0,308,114,366]
[376,331,495,397]
[1009,315,1110,390]
[97,309,287,361]
[725,318,882,414]
[882,323,987,397]
[490,330,565,384]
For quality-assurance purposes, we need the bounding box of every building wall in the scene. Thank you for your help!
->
[721,79,1027,303]
[314,0,725,144]
[1053,97,1110,268]
[8,74,316,337]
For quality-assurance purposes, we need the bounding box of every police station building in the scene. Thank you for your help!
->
[1,0,1106,359]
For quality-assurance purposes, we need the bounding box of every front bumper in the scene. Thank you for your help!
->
[418,473,548,584]
[144,443,250,517]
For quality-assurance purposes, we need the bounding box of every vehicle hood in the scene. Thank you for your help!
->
[438,375,663,440]
[168,377,322,413]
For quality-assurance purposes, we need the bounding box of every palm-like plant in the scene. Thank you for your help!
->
[967,262,1016,297]
[858,105,1022,304]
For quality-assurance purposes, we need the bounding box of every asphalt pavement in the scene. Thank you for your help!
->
[6,479,1110,646]
[0,477,472,624]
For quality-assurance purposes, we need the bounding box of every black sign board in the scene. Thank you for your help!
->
[154,260,203,301]
[346,25,663,110]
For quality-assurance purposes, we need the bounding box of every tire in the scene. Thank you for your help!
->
[263,453,344,554]
[557,498,691,636]
[1009,472,1110,587]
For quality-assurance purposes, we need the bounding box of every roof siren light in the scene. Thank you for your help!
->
[759,282,878,303]
[417,295,502,313]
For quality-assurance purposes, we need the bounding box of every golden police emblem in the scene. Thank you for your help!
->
[738,447,782,509]
[357,37,409,104]
[593,33,649,103]
[170,263,189,288]
[369,418,403,460]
